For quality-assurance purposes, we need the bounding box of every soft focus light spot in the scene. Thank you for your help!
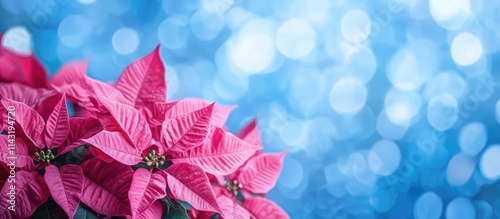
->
[190,10,225,41]
[387,40,437,91]
[376,111,409,140]
[278,157,303,189]
[158,18,189,50]
[446,153,475,187]
[78,0,96,4]
[229,20,276,74]
[480,145,500,180]
[429,0,470,30]
[385,88,422,126]
[112,28,139,55]
[279,119,308,149]
[58,15,92,48]
[423,71,466,101]
[368,140,401,176]
[213,74,248,101]
[451,32,483,66]
[329,77,367,114]
[2,26,31,55]
[341,9,371,43]
[414,192,443,219]
[459,123,487,156]
[474,200,493,219]
[276,18,316,59]
[446,198,475,219]
[348,152,377,187]
[427,94,458,131]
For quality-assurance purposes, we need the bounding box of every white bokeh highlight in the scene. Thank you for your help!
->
[276,18,316,59]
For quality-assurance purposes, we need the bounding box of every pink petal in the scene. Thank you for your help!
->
[116,46,166,108]
[81,158,133,216]
[0,96,45,147]
[128,168,167,218]
[237,119,262,146]
[169,127,261,175]
[0,135,32,168]
[161,103,214,152]
[196,196,250,219]
[236,152,286,194]
[0,171,50,218]
[88,146,115,163]
[207,174,226,186]
[0,45,49,88]
[242,197,289,219]
[218,196,250,219]
[141,101,177,127]
[135,200,164,219]
[163,162,222,214]
[91,96,152,151]
[58,117,103,155]
[83,130,142,165]
[165,98,236,127]
[51,61,131,110]
[44,165,84,218]
[44,93,70,149]
[0,82,56,108]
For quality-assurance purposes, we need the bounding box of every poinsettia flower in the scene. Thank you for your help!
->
[85,94,259,217]
[194,120,289,219]
[0,92,103,218]
[79,158,135,217]
[58,46,260,218]
[0,35,50,88]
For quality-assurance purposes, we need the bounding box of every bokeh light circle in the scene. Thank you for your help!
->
[427,94,459,131]
[459,122,487,156]
[384,88,422,126]
[451,32,483,66]
[2,26,31,55]
[446,198,475,219]
[112,28,140,55]
[423,71,466,101]
[446,153,475,187]
[479,145,500,180]
[158,18,189,50]
[429,0,471,30]
[413,192,443,219]
[276,18,316,59]
[329,77,367,114]
[387,40,437,91]
[228,20,276,74]
[58,15,92,48]
[368,140,401,176]
[341,9,371,43]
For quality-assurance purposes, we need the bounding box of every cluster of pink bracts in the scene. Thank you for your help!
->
[0,40,289,219]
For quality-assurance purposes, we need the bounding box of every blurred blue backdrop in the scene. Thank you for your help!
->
[2,0,500,218]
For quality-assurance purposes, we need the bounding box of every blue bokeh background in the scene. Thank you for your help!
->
[2,0,500,218]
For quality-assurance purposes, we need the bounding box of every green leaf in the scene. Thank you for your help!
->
[33,197,68,219]
[161,199,190,219]
[73,203,98,219]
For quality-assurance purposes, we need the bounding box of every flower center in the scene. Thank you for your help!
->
[143,150,165,167]
[35,149,55,163]
[224,179,243,196]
